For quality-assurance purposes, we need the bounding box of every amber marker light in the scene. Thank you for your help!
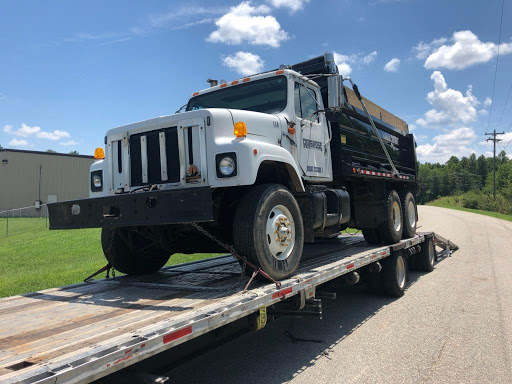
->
[276,70,284,75]
[94,147,105,160]
[234,121,247,138]
[242,77,250,82]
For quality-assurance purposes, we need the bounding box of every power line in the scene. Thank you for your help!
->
[487,0,505,131]
[496,81,512,129]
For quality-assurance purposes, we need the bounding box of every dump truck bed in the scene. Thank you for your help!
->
[0,233,456,384]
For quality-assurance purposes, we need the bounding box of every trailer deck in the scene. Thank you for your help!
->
[0,232,457,384]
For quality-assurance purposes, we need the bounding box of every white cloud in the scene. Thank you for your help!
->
[3,123,71,141]
[384,58,400,72]
[268,0,310,13]
[8,138,29,147]
[416,71,479,127]
[59,140,78,146]
[416,127,477,163]
[222,51,264,75]
[408,123,416,132]
[417,30,512,70]
[363,50,377,64]
[333,50,378,77]
[149,6,226,28]
[413,37,448,59]
[208,2,288,48]
[333,52,353,76]
[483,97,492,107]
[38,130,70,140]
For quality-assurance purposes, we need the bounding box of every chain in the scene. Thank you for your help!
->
[187,223,247,278]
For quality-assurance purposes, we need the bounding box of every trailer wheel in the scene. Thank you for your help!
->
[233,184,304,281]
[362,228,381,245]
[417,238,435,272]
[101,227,171,275]
[378,190,403,244]
[401,192,417,239]
[381,251,406,297]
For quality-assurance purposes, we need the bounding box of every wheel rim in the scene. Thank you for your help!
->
[392,201,402,232]
[266,204,295,261]
[396,255,406,289]
[428,242,435,266]
[408,200,416,228]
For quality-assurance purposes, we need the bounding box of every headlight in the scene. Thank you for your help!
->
[219,157,235,176]
[91,170,103,191]
[93,175,102,188]
[215,152,237,178]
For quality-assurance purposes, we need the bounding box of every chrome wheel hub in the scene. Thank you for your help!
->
[396,255,406,289]
[392,201,402,232]
[266,205,295,261]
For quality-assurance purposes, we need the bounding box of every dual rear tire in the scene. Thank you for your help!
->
[362,190,417,245]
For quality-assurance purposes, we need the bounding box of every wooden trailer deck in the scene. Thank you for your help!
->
[0,233,453,384]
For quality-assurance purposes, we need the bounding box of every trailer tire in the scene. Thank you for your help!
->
[378,190,403,244]
[362,228,381,245]
[381,251,406,297]
[401,192,417,239]
[417,238,435,272]
[101,227,171,275]
[233,184,304,281]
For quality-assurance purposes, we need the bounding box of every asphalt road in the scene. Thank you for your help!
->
[165,206,512,384]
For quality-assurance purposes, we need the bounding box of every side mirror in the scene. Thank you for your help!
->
[327,75,344,109]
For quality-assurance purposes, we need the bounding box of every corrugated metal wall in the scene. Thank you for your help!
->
[0,150,95,212]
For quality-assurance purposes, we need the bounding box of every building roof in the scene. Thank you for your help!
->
[0,148,94,159]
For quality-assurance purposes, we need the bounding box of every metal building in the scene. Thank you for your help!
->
[0,149,95,212]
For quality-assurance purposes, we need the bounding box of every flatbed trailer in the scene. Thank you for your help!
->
[0,232,457,384]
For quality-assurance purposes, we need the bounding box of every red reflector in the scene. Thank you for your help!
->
[346,263,355,269]
[272,287,292,299]
[163,325,192,344]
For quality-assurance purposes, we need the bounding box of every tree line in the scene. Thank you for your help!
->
[417,150,512,214]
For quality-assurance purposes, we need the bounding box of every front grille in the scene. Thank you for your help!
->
[129,127,180,187]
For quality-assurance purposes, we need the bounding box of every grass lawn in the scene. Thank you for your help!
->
[426,198,512,222]
[0,218,218,298]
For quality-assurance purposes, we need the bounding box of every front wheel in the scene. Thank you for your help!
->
[101,227,171,275]
[233,184,304,281]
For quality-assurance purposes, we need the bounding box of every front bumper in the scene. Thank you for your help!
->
[48,187,213,229]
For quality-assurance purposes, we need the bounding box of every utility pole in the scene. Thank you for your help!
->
[485,129,505,198]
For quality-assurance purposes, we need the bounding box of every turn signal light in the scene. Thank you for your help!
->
[94,147,105,159]
[234,122,247,138]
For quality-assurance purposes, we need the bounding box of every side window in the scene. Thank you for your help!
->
[294,83,302,117]
[294,82,319,122]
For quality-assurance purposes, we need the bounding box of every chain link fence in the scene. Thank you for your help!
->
[0,205,49,238]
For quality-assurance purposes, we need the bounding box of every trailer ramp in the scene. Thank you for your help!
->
[0,233,457,384]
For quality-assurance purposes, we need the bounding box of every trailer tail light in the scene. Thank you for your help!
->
[234,122,247,138]
[94,148,105,160]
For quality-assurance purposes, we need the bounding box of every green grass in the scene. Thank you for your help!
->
[426,198,512,222]
[0,218,218,298]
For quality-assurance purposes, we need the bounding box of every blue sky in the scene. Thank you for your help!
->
[1,0,511,162]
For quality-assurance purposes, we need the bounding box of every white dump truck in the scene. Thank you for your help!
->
[48,53,418,281]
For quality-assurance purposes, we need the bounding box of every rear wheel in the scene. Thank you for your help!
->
[417,238,435,272]
[101,227,171,275]
[362,228,381,245]
[233,184,304,281]
[381,251,407,297]
[378,190,403,244]
[401,192,417,239]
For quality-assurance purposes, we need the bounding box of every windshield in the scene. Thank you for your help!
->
[186,76,287,114]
